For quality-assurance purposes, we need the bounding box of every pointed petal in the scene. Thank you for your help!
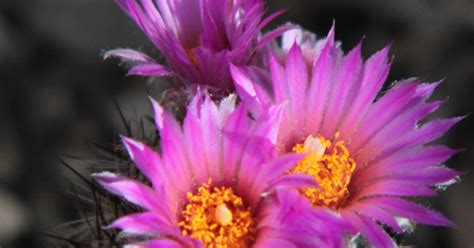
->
[356,100,444,163]
[221,104,251,184]
[200,94,222,181]
[124,239,183,248]
[182,93,208,184]
[347,203,401,232]
[149,97,191,191]
[128,63,171,76]
[322,42,363,136]
[339,45,391,137]
[230,64,266,116]
[356,214,396,248]
[352,145,457,186]
[104,48,156,63]
[121,136,165,189]
[285,42,308,137]
[378,116,464,161]
[109,212,176,236]
[350,80,418,151]
[93,172,164,213]
[255,23,294,51]
[305,25,336,135]
[361,197,455,227]
[351,179,437,200]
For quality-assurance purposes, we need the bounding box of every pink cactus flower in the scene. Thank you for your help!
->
[93,92,346,247]
[105,0,290,91]
[231,24,462,247]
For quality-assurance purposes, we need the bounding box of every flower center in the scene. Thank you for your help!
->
[178,180,256,248]
[289,133,356,209]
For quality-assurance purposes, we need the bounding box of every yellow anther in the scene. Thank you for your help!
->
[178,180,255,248]
[289,133,356,209]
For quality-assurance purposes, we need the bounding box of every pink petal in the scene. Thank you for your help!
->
[200,95,222,181]
[255,23,293,51]
[305,24,336,136]
[285,43,308,137]
[221,104,252,184]
[352,145,457,186]
[269,53,289,105]
[128,63,171,77]
[322,41,363,136]
[124,239,183,248]
[253,236,296,248]
[92,172,167,215]
[394,116,464,149]
[149,97,192,192]
[121,136,162,187]
[357,100,444,163]
[182,93,209,184]
[360,197,454,227]
[250,153,305,199]
[347,203,401,233]
[339,45,391,137]
[266,174,318,193]
[350,179,437,200]
[103,48,156,63]
[230,64,266,116]
[347,213,396,248]
[350,80,418,151]
[109,212,176,236]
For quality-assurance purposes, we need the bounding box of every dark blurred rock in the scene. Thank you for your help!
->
[0,189,29,243]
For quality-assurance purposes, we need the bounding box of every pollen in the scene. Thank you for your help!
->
[289,133,356,209]
[178,180,256,248]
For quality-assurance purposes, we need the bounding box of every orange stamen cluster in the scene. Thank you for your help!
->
[289,133,356,209]
[178,180,256,248]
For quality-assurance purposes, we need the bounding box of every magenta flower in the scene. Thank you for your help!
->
[93,92,345,247]
[105,0,289,91]
[231,24,462,247]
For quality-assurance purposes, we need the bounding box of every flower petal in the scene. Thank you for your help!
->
[322,41,363,136]
[360,197,455,227]
[339,45,391,137]
[121,136,162,187]
[347,213,396,248]
[124,239,183,248]
[103,48,156,63]
[305,25,336,135]
[93,172,164,213]
[266,174,318,193]
[108,212,176,236]
[128,63,171,77]
[149,97,192,191]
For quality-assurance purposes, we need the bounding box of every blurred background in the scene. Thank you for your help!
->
[0,0,472,247]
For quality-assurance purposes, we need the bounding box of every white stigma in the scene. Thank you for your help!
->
[215,204,233,226]
[303,135,326,160]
